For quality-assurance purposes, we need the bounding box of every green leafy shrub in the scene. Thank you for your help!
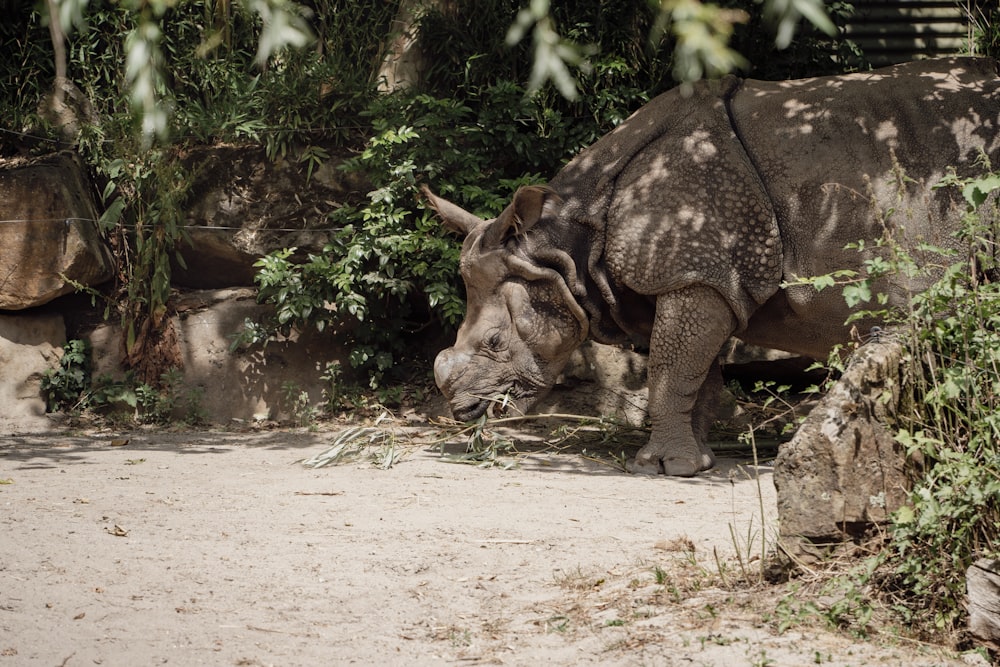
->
[4,0,864,395]
[881,169,1000,635]
[246,90,543,385]
[38,339,207,424]
[797,168,1000,641]
[41,339,93,412]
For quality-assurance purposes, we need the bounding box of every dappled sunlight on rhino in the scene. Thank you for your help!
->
[426,58,1000,477]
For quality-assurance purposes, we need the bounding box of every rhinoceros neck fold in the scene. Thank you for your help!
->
[522,197,653,347]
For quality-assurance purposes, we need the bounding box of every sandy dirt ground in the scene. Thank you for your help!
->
[0,418,976,666]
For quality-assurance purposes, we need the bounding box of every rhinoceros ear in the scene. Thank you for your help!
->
[421,185,485,237]
[486,186,559,245]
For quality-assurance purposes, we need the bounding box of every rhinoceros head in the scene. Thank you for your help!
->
[424,185,590,421]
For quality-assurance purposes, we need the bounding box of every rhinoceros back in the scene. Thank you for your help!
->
[731,57,1000,302]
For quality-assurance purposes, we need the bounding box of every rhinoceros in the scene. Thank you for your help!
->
[425,57,1000,476]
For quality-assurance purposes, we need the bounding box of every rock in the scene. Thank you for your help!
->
[87,288,350,423]
[174,145,368,289]
[38,80,99,141]
[773,340,910,565]
[0,152,114,309]
[968,558,1000,651]
[0,313,65,432]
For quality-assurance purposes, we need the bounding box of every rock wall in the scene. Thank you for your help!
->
[0,147,370,429]
[0,313,65,433]
[174,145,368,288]
[86,289,351,423]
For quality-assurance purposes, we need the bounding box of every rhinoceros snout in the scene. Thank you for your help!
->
[435,348,491,421]
[433,347,469,396]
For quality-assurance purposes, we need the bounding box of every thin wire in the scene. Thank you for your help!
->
[0,217,349,233]
[0,123,369,146]
[0,127,65,145]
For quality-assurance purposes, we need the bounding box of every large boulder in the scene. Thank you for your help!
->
[0,313,65,433]
[0,152,114,309]
[174,145,367,289]
[773,339,911,565]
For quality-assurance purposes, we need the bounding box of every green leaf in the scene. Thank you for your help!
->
[843,282,871,307]
[894,504,915,525]
[250,0,315,67]
[811,274,835,291]
[962,175,1000,209]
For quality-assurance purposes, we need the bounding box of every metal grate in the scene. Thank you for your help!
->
[837,0,983,66]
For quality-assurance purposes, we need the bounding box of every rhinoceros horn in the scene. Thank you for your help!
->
[421,185,484,236]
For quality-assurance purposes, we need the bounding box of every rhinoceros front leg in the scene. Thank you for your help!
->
[630,285,737,477]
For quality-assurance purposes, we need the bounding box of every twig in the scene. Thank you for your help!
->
[247,624,287,634]
[474,539,535,545]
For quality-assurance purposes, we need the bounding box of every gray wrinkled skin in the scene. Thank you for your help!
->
[427,58,1000,477]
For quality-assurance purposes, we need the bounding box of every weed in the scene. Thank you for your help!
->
[553,566,599,591]
[41,339,92,412]
[748,648,776,667]
[134,368,205,425]
[281,381,319,428]
[544,615,571,633]
[448,627,472,648]
[773,585,820,634]
[319,362,347,412]
[698,633,732,648]
[41,343,205,426]
[727,428,773,585]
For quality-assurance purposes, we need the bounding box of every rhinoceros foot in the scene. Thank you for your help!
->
[627,446,715,477]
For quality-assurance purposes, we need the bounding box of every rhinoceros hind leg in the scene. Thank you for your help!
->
[629,286,735,477]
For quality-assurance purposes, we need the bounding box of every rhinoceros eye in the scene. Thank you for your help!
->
[482,327,507,359]
[485,328,505,353]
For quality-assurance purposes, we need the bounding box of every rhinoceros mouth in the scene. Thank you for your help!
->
[450,387,538,422]
[451,398,490,423]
